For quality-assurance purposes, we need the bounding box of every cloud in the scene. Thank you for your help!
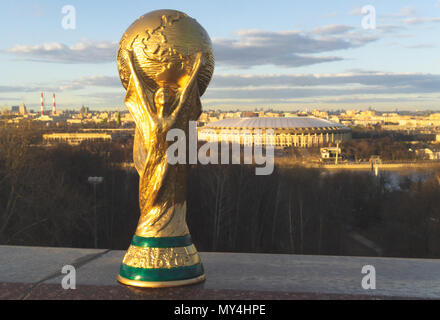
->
[391,6,417,18]
[377,6,416,21]
[202,94,440,109]
[375,6,440,27]
[375,24,404,34]
[311,24,354,35]
[0,96,21,101]
[4,26,377,69]
[0,85,47,93]
[4,71,439,102]
[5,40,118,64]
[205,72,440,100]
[31,3,45,18]
[58,75,120,91]
[405,44,436,49]
[393,5,440,25]
[349,7,364,16]
[213,29,377,68]
[2,71,439,109]
[0,75,121,94]
[211,72,439,88]
[402,17,440,25]
[321,12,338,18]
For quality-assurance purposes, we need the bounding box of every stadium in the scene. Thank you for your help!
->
[198,117,352,148]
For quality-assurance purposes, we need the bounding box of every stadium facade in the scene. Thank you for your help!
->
[198,117,352,148]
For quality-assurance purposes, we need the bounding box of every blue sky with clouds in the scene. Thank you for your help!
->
[1,0,439,111]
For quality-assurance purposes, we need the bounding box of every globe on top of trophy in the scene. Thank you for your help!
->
[117,9,214,116]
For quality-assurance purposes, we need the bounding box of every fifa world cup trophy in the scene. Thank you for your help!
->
[116,9,214,287]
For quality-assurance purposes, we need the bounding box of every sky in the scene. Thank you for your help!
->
[0,0,439,112]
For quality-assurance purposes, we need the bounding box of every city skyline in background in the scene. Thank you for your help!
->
[1,0,440,111]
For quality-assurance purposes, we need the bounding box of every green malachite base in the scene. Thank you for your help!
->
[119,263,204,282]
[131,234,193,248]
[117,273,206,288]
[117,234,205,288]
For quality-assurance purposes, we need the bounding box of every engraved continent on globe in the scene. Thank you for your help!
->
[117,9,214,100]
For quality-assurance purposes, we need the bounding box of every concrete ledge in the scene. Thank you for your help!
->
[1,245,439,300]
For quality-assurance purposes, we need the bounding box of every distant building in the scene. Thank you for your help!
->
[199,117,351,148]
[320,147,341,160]
[121,112,134,124]
[199,112,209,122]
[11,106,19,113]
[19,102,27,115]
[417,148,440,160]
[312,109,329,119]
[265,112,281,117]
[67,119,83,125]
[43,133,112,145]
[35,115,54,122]
[428,149,439,160]
[241,111,258,118]
[80,105,90,114]
[7,117,26,124]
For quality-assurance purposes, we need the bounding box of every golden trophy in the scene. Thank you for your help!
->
[116,9,214,287]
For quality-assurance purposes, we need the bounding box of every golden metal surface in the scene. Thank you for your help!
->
[117,274,206,288]
[117,9,214,286]
[122,244,201,269]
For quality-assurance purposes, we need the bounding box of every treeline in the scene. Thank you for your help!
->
[0,125,138,249]
[188,165,440,258]
[341,127,438,161]
[350,126,434,141]
[1,125,440,258]
[342,137,416,161]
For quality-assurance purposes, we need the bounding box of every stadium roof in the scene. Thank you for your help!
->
[204,117,349,129]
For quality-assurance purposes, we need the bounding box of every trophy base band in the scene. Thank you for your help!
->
[117,234,205,288]
[117,273,206,288]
